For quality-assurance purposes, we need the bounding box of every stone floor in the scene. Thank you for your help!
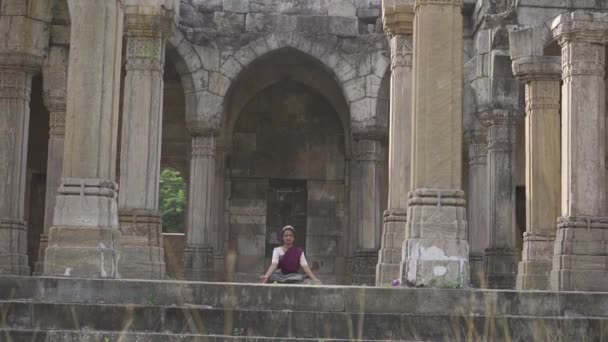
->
[1,276,607,341]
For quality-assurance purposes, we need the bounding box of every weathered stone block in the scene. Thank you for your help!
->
[223,0,249,13]
[214,12,246,33]
[475,29,491,55]
[191,0,222,13]
[294,15,358,37]
[208,71,230,96]
[245,13,297,33]
[490,50,514,78]
[1,0,27,15]
[328,0,356,17]
[508,26,550,59]
[517,7,566,27]
[357,8,380,19]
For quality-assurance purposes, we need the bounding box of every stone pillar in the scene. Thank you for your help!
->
[117,9,173,279]
[480,109,519,289]
[466,129,488,287]
[43,0,124,278]
[351,137,386,285]
[35,46,69,275]
[401,0,469,288]
[0,53,40,275]
[512,56,561,290]
[376,0,414,286]
[550,12,608,291]
[212,140,227,280]
[183,130,216,281]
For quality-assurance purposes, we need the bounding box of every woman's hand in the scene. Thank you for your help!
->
[260,275,269,283]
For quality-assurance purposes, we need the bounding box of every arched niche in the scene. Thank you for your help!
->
[222,48,351,284]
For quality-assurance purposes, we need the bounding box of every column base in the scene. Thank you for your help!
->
[376,209,407,286]
[44,226,121,278]
[516,232,555,290]
[183,245,214,281]
[401,189,470,288]
[0,219,29,275]
[33,233,48,276]
[213,253,225,281]
[118,210,166,279]
[352,249,378,285]
[550,216,608,291]
[43,178,122,278]
[483,248,519,289]
[469,253,484,288]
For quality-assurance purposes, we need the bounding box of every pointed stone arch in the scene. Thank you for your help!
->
[224,32,391,135]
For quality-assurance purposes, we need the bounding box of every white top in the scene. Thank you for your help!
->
[271,247,309,267]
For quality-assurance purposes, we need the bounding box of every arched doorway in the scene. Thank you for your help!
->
[160,46,191,279]
[223,48,351,284]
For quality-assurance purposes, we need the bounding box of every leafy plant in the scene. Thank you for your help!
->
[145,294,158,306]
[159,168,187,233]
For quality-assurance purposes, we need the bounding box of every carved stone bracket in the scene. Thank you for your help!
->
[383,0,414,36]
[512,56,561,82]
[124,11,174,38]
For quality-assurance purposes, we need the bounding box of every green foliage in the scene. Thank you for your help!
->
[159,168,186,233]
[145,294,158,306]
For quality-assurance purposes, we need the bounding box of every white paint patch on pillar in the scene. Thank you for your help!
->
[99,242,107,278]
[433,266,447,276]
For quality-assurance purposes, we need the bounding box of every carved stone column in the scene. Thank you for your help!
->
[0,53,40,275]
[117,9,173,279]
[351,136,387,285]
[550,12,608,291]
[512,56,561,290]
[400,0,469,288]
[35,46,69,275]
[480,109,519,289]
[466,129,488,287]
[183,129,217,281]
[376,0,414,286]
[44,0,124,278]
[212,140,227,280]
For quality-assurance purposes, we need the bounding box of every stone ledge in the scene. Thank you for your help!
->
[3,276,608,318]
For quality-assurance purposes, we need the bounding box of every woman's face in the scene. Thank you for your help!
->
[282,230,295,245]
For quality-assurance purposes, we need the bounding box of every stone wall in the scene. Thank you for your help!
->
[169,0,390,136]
[228,81,347,283]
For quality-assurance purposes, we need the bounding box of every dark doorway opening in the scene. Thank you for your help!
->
[265,179,308,260]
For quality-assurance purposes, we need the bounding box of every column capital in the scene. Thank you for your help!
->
[551,11,608,45]
[512,56,561,82]
[383,0,414,36]
[352,138,386,162]
[390,34,413,70]
[123,8,174,72]
[185,120,220,137]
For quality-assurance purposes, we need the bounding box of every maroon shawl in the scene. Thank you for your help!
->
[278,246,303,274]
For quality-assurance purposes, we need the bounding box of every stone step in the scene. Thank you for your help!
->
[0,329,428,342]
[2,300,604,341]
[4,276,608,319]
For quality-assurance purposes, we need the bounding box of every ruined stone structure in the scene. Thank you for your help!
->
[2,0,608,294]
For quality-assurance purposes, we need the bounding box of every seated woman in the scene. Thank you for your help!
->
[260,225,321,284]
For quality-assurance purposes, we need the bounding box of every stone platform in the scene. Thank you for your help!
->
[1,276,608,341]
